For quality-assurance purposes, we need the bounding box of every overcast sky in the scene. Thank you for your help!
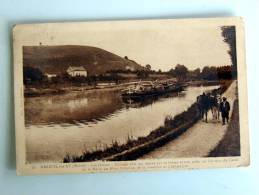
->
[82,26,232,71]
[21,20,232,71]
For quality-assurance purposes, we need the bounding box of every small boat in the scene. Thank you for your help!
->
[121,80,184,101]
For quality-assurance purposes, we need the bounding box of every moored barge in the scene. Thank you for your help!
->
[121,80,184,101]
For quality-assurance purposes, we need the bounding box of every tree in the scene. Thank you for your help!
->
[216,65,232,80]
[168,68,176,77]
[193,68,201,76]
[23,66,44,84]
[137,70,149,79]
[187,68,201,80]
[201,66,218,80]
[110,72,120,83]
[174,64,188,81]
[145,64,152,71]
[221,26,237,77]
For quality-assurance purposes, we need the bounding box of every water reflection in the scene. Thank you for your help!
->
[67,98,88,111]
[25,89,123,126]
[25,85,218,163]
[123,91,186,109]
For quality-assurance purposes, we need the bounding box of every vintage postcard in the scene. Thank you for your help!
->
[13,17,249,175]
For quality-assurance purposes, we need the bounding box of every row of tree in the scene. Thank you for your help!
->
[23,67,120,85]
[169,64,235,81]
[24,63,235,86]
[23,66,160,86]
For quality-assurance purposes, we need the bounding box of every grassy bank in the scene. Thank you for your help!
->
[209,99,240,157]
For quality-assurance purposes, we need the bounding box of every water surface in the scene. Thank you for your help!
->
[25,85,218,163]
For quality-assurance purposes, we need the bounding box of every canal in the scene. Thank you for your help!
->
[25,85,219,163]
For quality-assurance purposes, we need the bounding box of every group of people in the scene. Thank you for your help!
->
[197,91,230,125]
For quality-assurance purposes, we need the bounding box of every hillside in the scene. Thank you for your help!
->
[23,45,144,75]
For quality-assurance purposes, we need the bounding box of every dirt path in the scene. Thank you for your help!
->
[140,81,237,159]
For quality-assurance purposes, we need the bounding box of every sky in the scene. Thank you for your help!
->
[87,26,232,71]
[17,19,232,71]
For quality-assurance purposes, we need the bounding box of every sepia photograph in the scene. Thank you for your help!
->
[13,17,249,175]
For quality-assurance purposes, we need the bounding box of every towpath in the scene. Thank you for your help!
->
[141,80,237,159]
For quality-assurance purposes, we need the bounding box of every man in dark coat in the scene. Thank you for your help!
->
[219,97,230,125]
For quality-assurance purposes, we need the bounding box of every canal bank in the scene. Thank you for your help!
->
[63,82,231,162]
[140,80,237,159]
[64,103,201,162]
[24,79,224,97]
[26,85,220,163]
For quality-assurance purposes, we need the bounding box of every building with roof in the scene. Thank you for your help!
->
[45,73,57,80]
[67,66,87,77]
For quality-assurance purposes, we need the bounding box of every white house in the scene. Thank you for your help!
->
[67,66,87,77]
[45,73,57,80]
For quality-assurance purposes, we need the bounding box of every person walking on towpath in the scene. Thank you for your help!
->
[197,92,210,123]
[219,97,230,125]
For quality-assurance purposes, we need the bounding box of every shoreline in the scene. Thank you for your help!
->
[64,102,201,162]
[63,82,231,163]
[139,80,237,159]
[24,79,225,97]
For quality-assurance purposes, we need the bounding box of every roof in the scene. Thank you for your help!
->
[67,66,86,71]
[45,73,56,76]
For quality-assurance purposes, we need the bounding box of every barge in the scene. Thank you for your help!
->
[121,80,185,101]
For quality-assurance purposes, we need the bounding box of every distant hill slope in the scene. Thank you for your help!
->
[23,45,144,75]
